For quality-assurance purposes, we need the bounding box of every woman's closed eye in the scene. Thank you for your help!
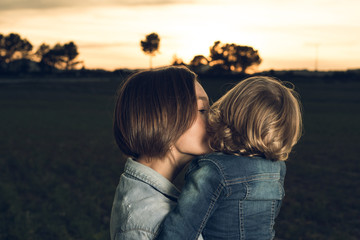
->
[199,109,207,114]
[198,99,210,114]
[199,107,209,114]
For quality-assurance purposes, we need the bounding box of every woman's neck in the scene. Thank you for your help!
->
[137,154,191,182]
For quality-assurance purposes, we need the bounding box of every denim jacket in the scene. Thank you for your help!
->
[110,158,203,240]
[156,152,286,240]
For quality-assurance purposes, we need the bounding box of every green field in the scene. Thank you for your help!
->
[0,75,359,240]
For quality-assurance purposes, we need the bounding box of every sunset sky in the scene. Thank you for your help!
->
[1,0,359,71]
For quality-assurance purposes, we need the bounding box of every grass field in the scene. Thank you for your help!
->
[0,75,359,239]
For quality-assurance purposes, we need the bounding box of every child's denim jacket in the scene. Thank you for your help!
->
[156,152,286,240]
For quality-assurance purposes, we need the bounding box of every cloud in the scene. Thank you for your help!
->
[79,42,133,48]
[0,0,66,10]
[0,0,194,11]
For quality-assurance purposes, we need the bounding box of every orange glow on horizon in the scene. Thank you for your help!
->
[0,0,359,71]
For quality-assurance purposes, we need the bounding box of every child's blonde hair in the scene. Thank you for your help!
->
[208,76,302,161]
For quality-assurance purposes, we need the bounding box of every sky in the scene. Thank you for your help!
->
[1,0,360,71]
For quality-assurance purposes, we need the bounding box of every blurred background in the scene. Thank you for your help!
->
[1,0,360,71]
[0,0,359,239]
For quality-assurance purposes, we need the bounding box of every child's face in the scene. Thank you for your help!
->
[173,81,211,160]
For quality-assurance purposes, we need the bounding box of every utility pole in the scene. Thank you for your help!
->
[314,43,319,72]
[305,43,320,71]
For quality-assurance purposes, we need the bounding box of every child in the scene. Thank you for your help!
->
[155,76,302,240]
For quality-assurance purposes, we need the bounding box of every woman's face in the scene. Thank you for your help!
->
[173,81,210,160]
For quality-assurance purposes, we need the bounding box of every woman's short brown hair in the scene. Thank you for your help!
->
[113,66,198,159]
[208,76,302,161]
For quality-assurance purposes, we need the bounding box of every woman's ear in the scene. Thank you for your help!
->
[168,144,178,162]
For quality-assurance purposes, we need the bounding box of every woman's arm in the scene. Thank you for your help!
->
[114,229,154,240]
[155,160,225,240]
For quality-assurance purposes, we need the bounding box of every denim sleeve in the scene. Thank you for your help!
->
[155,160,225,240]
[114,230,154,240]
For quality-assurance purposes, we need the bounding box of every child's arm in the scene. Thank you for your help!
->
[156,160,225,240]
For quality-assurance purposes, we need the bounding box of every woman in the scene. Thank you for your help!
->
[110,66,209,240]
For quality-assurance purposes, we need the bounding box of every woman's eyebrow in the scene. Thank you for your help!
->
[197,96,209,101]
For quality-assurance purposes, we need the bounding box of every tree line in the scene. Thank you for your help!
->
[1,32,262,74]
[141,32,262,74]
[0,33,81,73]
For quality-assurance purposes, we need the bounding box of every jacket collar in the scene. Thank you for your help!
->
[124,158,181,200]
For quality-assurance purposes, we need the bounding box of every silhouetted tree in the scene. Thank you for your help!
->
[171,54,185,66]
[190,55,209,67]
[35,43,50,60]
[39,42,81,71]
[209,41,262,73]
[140,33,160,69]
[189,55,210,73]
[41,44,64,70]
[34,43,50,71]
[63,41,81,70]
[0,33,33,65]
